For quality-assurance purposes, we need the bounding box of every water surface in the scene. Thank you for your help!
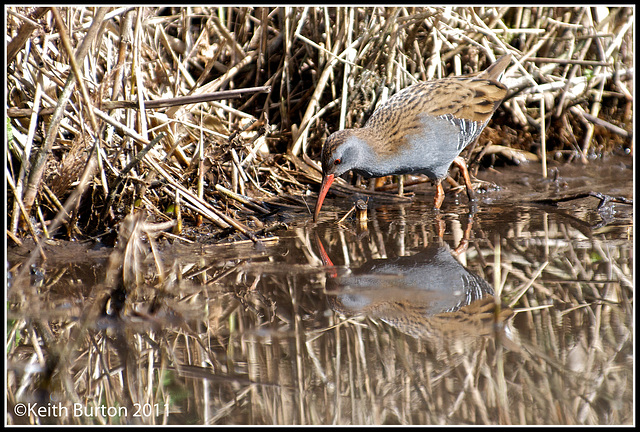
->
[6,156,633,425]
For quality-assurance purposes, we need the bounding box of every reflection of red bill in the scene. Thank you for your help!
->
[313,173,334,222]
[313,233,337,278]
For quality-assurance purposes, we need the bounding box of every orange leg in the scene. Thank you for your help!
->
[434,179,445,209]
[452,156,476,203]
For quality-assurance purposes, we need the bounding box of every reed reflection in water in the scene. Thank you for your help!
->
[6,201,632,425]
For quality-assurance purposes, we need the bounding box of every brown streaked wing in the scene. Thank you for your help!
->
[378,113,428,156]
[363,84,435,155]
[423,77,507,123]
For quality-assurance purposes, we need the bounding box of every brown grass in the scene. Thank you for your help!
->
[5,6,634,244]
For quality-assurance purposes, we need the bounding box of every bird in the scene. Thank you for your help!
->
[317,237,513,346]
[313,54,511,222]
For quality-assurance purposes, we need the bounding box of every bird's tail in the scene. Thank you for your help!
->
[480,54,512,81]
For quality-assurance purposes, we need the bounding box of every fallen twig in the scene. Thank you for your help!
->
[531,191,632,209]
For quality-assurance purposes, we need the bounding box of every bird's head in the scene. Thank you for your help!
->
[314,129,363,222]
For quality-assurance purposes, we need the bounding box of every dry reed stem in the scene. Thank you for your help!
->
[6,6,633,243]
[20,7,108,215]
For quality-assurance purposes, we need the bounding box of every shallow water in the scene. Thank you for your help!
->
[6,155,634,425]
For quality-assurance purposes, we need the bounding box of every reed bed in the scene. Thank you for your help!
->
[5,6,634,246]
[5,6,634,426]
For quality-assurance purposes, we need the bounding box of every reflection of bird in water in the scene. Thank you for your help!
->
[319,241,513,349]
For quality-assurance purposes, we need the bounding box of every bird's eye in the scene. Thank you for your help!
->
[334,158,341,165]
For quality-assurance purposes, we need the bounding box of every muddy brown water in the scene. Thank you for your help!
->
[6,155,633,425]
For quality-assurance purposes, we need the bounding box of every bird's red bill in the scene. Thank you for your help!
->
[313,174,335,222]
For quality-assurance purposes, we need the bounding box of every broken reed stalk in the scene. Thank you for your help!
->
[51,7,100,133]
[569,107,632,139]
[215,184,271,214]
[6,7,50,64]
[539,95,547,178]
[50,7,110,203]
[101,132,166,220]
[100,87,271,110]
[20,7,108,215]
[148,157,262,242]
[6,171,46,260]
[9,71,44,234]
[528,57,612,67]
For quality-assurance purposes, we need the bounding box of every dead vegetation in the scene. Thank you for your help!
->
[5,6,634,246]
[5,7,635,426]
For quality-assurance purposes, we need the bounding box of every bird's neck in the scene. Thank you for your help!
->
[341,129,386,178]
